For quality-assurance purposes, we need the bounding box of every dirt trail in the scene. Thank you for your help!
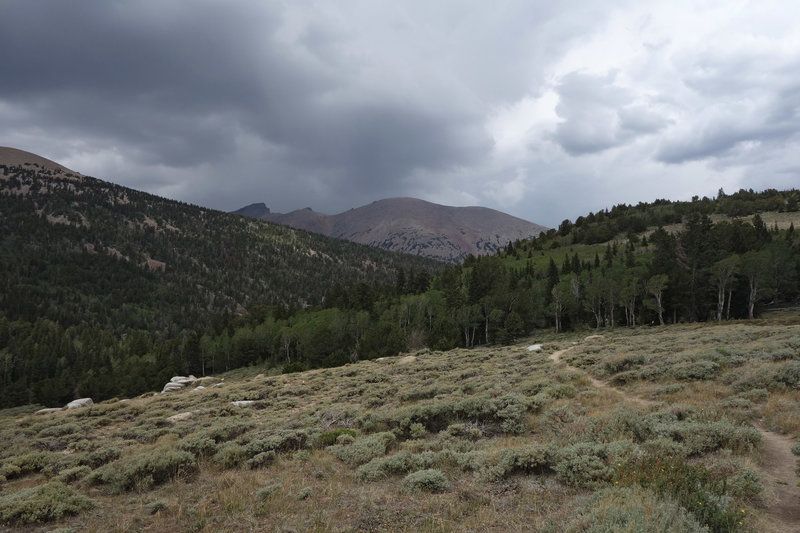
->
[548,340,800,532]
[548,346,654,408]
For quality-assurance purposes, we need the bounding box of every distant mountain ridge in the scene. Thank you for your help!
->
[233,197,548,263]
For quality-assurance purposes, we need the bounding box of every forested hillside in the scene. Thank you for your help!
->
[0,160,441,407]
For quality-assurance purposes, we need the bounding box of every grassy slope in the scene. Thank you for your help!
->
[2,318,799,531]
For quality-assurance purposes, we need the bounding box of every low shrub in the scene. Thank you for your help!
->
[356,450,436,481]
[246,450,276,469]
[213,443,247,469]
[478,444,553,482]
[0,481,95,525]
[614,456,745,532]
[316,428,356,447]
[56,465,91,484]
[401,469,449,493]
[79,447,122,468]
[671,361,719,381]
[563,486,707,533]
[328,432,396,466]
[87,447,196,492]
[37,423,81,438]
[0,451,56,480]
[178,434,218,458]
[791,442,800,456]
[554,441,636,488]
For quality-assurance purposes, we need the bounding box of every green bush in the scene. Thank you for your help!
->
[791,442,800,456]
[401,469,449,493]
[79,447,122,468]
[178,434,218,458]
[479,444,553,482]
[56,465,91,484]
[316,428,356,447]
[0,451,56,479]
[37,423,81,438]
[554,441,636,488]
[356,450,436,481]
[87,448,196,493]
[246,450,276,469]
[213,443,247,469]
[671,361,719,381]
[328,432,396,466]
[0,481,95,525]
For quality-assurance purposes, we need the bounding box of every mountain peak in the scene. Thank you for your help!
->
[234,197,548,263]
[0,146,80,176]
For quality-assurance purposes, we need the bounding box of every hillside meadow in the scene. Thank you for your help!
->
[1,317,799,532]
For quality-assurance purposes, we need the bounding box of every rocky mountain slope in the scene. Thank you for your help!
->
[233,197,548,263]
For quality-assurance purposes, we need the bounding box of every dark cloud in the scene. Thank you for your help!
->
[0,1,798,227]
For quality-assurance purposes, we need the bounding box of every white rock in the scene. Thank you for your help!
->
[169,375,197,385]
[161,382,186,393]
[527,344,543,352]
[66,398,94,409]
[192,386,205,391]
[230,400,255,407]
[36,407,63,415]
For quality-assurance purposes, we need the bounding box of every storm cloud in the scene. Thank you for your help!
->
[1,1,798,226]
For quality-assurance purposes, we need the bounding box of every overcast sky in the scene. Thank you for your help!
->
[2,1,799,226]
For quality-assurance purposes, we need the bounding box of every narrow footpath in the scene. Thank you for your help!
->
[548,340,800,533]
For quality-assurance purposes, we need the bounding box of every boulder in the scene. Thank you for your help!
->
[66,398,93,409]
[526,344,543,352]
[231,400,255,407]
[161,375,197,393]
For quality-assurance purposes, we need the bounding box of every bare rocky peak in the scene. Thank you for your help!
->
[239,197,548,263]
[0,146,81,177]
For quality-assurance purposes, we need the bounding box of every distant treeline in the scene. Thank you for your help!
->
[1,186,799,408]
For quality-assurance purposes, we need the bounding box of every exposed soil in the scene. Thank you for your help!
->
[548,341,800,532]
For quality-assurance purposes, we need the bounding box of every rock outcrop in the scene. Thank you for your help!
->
[66,398,93,409]
[161,375,197,393]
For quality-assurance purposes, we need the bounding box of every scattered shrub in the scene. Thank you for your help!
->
[37,423,81,438]
[0,451,56,479]
[328,432,396,466]
[671,361,719,381]
[256,483,282,500]
[213,443,247,469]
[87,448,196,492]
[790,442,800,456]
[316,428,356,447]
[479,444,553,482]
[56,465,91,484]
[0,482,95,525]
[401,469,449,493]
[356,450,436,481]
[554,441,636,488]
[178,434,218,458]
[246,450,276,469]
[79,447,122,468]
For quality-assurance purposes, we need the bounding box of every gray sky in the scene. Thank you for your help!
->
[2,1,799,227]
